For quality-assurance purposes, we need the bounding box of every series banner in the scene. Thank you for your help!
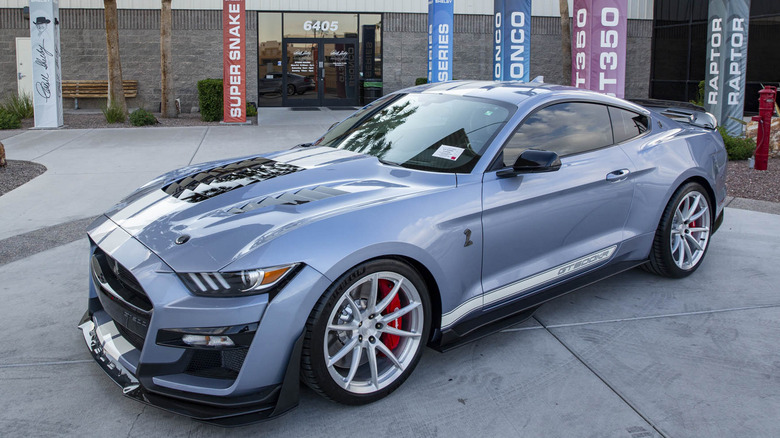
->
[704,0,751,136]
[427,0,454,83]
[223,0,246,123]
[571,0,627,98]
[30,0,63,128]
[493,0,531,82]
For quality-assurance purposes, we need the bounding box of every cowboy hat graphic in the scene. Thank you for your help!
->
[33,17,51,25]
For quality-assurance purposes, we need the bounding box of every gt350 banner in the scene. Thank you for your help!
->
[427,0,453,83]
[223,0,246,123]
[704,0,750,136]
[571,0,627,98]
[493,0,531,82]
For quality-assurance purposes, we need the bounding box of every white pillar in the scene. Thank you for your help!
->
[30,0,63,128]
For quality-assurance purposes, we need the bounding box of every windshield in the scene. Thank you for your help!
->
[314,93,514,173]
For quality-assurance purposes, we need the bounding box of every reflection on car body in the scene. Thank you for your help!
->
[79,81,727,426]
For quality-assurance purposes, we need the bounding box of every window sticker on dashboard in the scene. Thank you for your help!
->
[432,145,465,161]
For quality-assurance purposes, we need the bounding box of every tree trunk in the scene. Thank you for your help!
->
[0,141,6,168]
[559,0,572,86]
[104,0,126,113]
[160,0,176,118]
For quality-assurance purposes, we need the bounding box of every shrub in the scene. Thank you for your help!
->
[102,101,126,123]
[1,93,34,119]
[197,78,223,122]
[246,101,258,117]
[129,108,158,126]
[0,108,21,130]
[415,77,428,86]
[718,126,756,161]
[689,80,705,107]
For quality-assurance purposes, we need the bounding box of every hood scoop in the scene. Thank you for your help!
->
[163,157,303,203]
[228,185,348,214]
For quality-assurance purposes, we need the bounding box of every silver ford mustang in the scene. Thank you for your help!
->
[79,81,727,426]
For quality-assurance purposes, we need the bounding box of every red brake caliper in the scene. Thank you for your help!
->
[379,279,402,350]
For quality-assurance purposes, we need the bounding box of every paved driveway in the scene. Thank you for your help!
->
[1,114,778,437]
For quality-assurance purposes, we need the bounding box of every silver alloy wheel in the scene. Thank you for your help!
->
[323,271,424,394]
[670,190,711,270]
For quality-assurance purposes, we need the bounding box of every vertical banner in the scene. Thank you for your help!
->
[30,0,63,128]
[427,0,454,83]
[571,0,627,98]
[223,0,246,123]
[704,0,750,136]
[493,0,531,82]
[362,25,376,79]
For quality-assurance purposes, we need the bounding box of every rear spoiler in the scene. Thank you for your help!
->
[629,98,718,130]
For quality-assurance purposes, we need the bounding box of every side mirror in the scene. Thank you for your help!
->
[498,149,561,177]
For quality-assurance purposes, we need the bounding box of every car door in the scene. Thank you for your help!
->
[480,101,635,311]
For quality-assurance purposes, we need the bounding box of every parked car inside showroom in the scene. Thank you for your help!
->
[79,81,727,426]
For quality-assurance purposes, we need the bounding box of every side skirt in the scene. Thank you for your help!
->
[432,260,644,352]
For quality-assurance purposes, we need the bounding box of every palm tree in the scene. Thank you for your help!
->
[160,0,176,118]
[103,0,126,113]
[559,0,572,86]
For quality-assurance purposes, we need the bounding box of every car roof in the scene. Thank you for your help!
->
[402,80,650,114]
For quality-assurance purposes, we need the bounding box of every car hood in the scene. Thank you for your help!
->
[102,146,455,272]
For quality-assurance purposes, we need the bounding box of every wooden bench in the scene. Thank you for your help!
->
[62,80,138,109]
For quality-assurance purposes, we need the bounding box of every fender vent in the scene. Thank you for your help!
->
[228,185,347,214]
[163,157,303,203]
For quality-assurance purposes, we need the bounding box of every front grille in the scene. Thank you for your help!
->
[92,247,153,349]
[185,348,248,380]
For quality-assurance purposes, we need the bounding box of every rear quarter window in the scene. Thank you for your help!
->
[609,106,649,143]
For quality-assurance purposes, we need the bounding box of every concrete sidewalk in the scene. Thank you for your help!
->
[1,113,779,437]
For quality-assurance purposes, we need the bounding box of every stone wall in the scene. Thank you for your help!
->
[383,13,653,99]
[0,8,258,113]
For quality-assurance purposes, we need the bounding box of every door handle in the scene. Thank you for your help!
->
[18,72,25,80]
[606,169,630,182]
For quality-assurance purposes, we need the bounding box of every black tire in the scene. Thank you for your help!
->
[301,259,431,405]
[644,182,713,278]
[287,84,296,96]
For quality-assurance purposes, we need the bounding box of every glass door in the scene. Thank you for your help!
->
[284,42,319,106]
[283,39,358,106]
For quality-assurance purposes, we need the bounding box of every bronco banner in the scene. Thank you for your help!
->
[427,0,454,83]
[571,0,627,98]
[493,0,531,82]
[704,0,751,136]
[223,0,246,123]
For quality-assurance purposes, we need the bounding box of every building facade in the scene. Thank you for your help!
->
[1,0,655,112]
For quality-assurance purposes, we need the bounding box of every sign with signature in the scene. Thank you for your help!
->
[30,0,63,128]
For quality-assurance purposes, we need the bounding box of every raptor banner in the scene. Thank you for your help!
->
[493,0,531,82]
[427,0,454,83]
[571,0,627,98]
[223,0,246,123]
[704,0,751,136]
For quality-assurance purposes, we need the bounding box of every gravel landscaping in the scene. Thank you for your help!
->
[0,160,46,196]
[726,158,780,203]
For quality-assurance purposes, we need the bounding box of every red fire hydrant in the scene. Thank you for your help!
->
[751,85,776,171]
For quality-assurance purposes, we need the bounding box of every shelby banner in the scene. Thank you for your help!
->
[704,0,750,136]
[427,0,454,83]
[223,0,246,123]
[571,0,627,98]
[30,0,63,128]
[493,0,531,82]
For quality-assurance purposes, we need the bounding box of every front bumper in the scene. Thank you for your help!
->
[80,215,332,426]
[79,308,303,427]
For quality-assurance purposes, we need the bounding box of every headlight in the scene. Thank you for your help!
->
[179,263,300,298]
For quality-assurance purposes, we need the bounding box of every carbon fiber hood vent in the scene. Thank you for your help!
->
[228,185,348,214]
[163,157,303,203]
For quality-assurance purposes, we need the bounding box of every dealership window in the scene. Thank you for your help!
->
[257,12,382,107]
[651,0,780,113]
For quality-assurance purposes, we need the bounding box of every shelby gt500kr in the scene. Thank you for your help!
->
[79,81,726,426]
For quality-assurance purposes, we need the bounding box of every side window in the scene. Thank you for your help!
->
[609,106,649,143]
[501,102,613,166]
